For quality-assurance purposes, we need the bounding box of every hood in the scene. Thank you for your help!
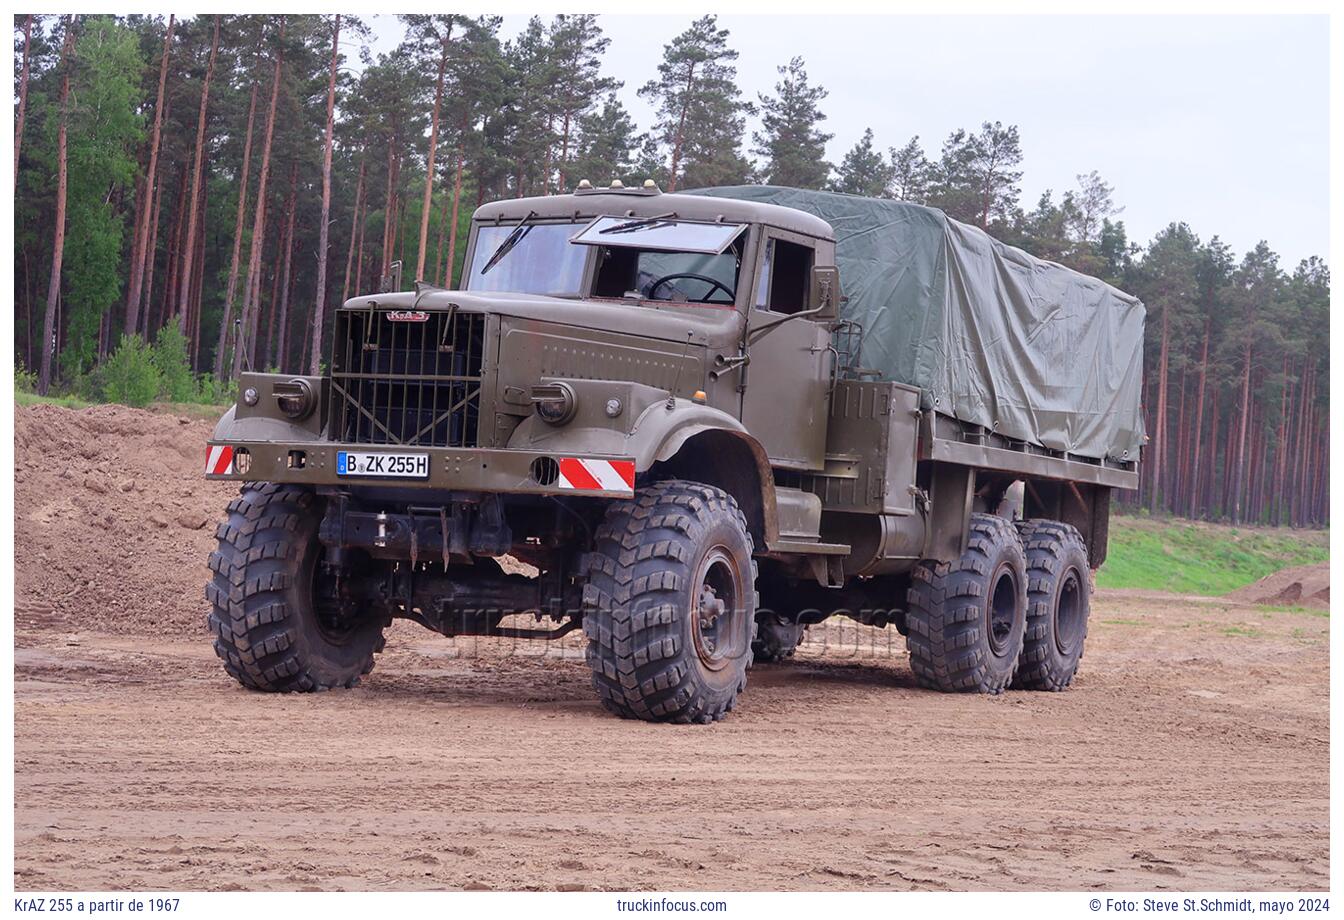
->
[341,289,742,349]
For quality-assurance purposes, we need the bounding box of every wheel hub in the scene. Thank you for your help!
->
[986,562,1018,657]
[691,548,743,670]
[1054,567,1085,656]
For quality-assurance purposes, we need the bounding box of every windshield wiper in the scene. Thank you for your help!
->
[598,212,677,235]
[479,211,538,275]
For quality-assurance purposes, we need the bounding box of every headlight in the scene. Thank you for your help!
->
[272,378,316,420]
[530,382,578,425]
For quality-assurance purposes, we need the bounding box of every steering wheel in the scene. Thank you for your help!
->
[648,273,736,303]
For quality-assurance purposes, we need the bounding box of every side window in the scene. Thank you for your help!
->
[754,239,774,309]
[755,237,814,315]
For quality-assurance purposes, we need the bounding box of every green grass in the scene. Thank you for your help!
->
[15,393,229,418]
[1097,515,1329,595]
[15,391,96,410]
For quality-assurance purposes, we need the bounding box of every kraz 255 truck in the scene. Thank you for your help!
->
[204,182,1145,724]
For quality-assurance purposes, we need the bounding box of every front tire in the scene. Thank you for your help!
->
[206,482,387,692]
[1013,520,1091,690]
[582,480,758,723]
[905,512,1027,694]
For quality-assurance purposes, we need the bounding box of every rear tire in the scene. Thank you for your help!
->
[1013,520,1091,690]
[582,480,758,723]
[905,512,1026,694]
[752,614,807,664]
[206,482,387,692]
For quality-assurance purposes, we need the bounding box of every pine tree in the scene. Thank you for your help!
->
[970,121,1023,228]
[548,14,618,192]
[234,15,285,377]
[638,15,751,191]
[309,13,342,372]
[830,128,888,197]
[1069,170,1121,245]
[14,15,37,190]
[571,93,639,187]
[37,17,77,394]
[751,56,831,188]
[401,14,467,282]
[175,16,220,336]
[122,14,173,336]
[1132,223,1200,512]
[927,122,1023,227]
[888,136,929,202]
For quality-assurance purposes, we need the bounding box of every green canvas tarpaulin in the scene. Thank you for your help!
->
[687,186,1146,463]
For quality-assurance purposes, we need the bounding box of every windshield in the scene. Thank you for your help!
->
[572,216,747,254]
[466,221,586,296]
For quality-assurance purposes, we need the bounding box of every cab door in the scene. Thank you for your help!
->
[735,231,831,470]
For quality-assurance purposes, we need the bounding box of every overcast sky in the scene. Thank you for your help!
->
[369,14,1329,266]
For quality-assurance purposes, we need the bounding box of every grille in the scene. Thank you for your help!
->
[329,307,486,448]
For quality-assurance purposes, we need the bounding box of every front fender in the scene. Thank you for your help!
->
[212,404,324,443]
[508,395,759,473]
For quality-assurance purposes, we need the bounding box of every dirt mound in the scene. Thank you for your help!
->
[1226,562,1330,609]
[14,403,235,636]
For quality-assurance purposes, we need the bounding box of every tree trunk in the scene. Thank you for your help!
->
[23,246,34,368]
[213,82,259,378]
[1177,365,1188,510]
[1222,386,1237,518]
[434,189,448,286]
[263,232,282,370]
[341,154,366,304]
[13,14,35,191]
[1291,363,1313,526]
[38,19,77,395]
[381,143,398,279]
[416,30,452,283]
[176,15,219,335]
[353,192,368,298]
[159,166,189,335]
[234,16,286,379]
[1187,315,1211,516]
[445,139,465,286]
[139,163,167,335]
[124,14,175,336]
[272,165,298,372]
[667,63,695,193]
[1150,304,1170,512]
[1231,341,1253,523]
[558,108,572,192]
[190,171,208,369]
[1203,387,1219,519]
[1272,356,1290,523]
[309,13,341,375]
[542,112,554,195]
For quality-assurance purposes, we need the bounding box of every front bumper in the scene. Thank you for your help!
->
[203,440,636,499]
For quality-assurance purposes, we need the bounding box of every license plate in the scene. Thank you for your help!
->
[336,451,430,479]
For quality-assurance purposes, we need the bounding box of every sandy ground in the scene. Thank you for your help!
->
[12,404,1330,891]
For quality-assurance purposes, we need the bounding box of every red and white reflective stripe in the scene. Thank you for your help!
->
[205,444,234,476]
[556,458,635,494]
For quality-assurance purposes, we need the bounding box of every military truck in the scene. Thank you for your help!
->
[204,181,1144,723]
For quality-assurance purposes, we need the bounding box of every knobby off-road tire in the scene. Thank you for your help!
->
[582,480,758,724]
[1013,520,1091,691]
[905,512,1027,694]
[751,577,809,663]
[206,482,387,692]
[751,608,807,664]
